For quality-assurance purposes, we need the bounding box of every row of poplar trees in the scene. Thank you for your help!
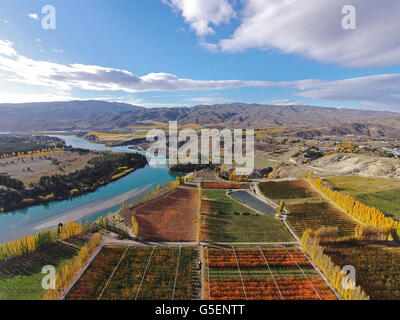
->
[307,172,399,239]
[42,233,101,300]
[302,229,369,300]
[0,221,83,261]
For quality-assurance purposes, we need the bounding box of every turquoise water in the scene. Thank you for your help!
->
[0,135,174,243]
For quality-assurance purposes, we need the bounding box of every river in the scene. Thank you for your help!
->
[0,135,175,243]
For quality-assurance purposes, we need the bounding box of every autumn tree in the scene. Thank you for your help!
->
[131,214,139,236]
[277,200,285,214]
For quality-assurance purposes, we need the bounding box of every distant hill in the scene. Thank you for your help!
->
[0,101,399,135]
[0,100,141,131]
[123,103,399,128]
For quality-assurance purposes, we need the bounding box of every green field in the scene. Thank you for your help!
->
[325,176,400,194]
[202,190,293,243]
[0,238,86,300]
[254,154,280,169]
[325,176,400,220]
[259,180,320,200]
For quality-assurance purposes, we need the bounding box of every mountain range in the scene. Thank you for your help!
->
[0,101,399,137]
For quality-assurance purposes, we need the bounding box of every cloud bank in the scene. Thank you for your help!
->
[1,40,400,111]
[165,0,400,68]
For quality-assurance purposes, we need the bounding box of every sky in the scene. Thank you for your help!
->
[0,0,400,111]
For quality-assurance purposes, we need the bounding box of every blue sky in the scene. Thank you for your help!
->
[0,0,400,111]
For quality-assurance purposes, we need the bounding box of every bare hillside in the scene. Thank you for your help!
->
[307,154,400,178]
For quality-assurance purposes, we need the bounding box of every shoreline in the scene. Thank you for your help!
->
[33,183,153,231]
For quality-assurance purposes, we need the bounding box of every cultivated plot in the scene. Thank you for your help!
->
[287,201,359,238]
[134,188,198,242]
[0,236,87,300]
[204,247,337,300]
[323,242,400,300]
[201,190,293,243]
[65,246,199,300]
[201,182,248,189]
[259,180,320,200]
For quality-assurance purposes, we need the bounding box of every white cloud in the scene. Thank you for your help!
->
[27,13,39,20]
[294,74,400,111]
[53,49,64,53]
[1,19,9,24]
[186,97,234,104]
[1,39,400,111]
[0,92,75,104]
[260,99,301,106]
[177,0,400,68]
[162,0,235,35]
[0,40,16,56]
[0,40,280,92]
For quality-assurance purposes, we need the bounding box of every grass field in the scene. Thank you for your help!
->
[0,236,87,300]
[325,176,400,194]
[134,187,198,242]
[201,190,293,243]
[66,246,199,300]
[287,201,359,238]
[205,247,337,300]
[254,154,280,169]
[259,180,320,200]
[323,242,400,300]
[325,176,400,219]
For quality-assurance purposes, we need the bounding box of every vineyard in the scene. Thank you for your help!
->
[287,201,359,238]
[323,242,400,300]
[0,237,87,300]
[201,182,248,189]
[205,247,337,300]
[259,180,320,200]
[201,190,293,243]
[66,246,199,300]
[134,188,198,241]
